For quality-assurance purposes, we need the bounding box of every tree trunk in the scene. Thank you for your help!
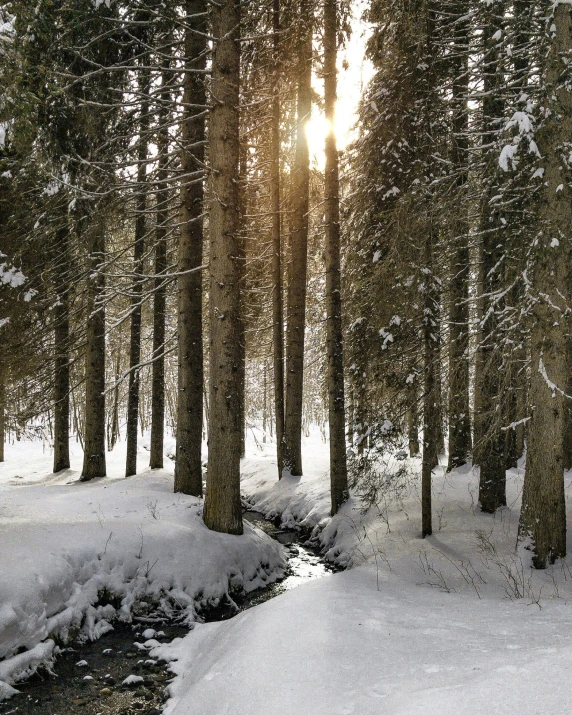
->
[271,0,285,479]
[504,395,518,470]
[203,0,243,535]
[174,0,207,495]
[564,336,572,471]
[0,368,5,463]
[434,312,445,461]
[407,381,420,457]
[72,389,83,448]
[447,6,472,471]
[504,0,531,472]
[515,370,527,462]
[519,3,572,568]
[237,145,247,458]
[53,222,71,472]
[125,69,150,478]
[476,12,506,512]
[150,62,171,470]
[504,359,519,469]
[347,385,354,449]
[150,207,167,469]
[109,345,120,451]
[284,4,312,476]
[81,219,107,481]
[324,0,348,515]
[422,223,438,538]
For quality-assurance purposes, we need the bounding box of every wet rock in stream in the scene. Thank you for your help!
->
[0,622,185,715]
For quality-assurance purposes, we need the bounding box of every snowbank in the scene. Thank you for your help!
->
[5,431,572,713]
[242,432,572,600]
[0,440,285,698]
[241,431,332,530]
[153,563,572,715]
[150,433,572,714]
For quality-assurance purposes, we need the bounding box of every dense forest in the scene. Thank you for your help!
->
[1,0,572,575]
[2,0,572,712]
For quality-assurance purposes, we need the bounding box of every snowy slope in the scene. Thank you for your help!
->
[0,440,285,697]
[154,564,572,715]
[151,430,572,715]
[4,432,572,712]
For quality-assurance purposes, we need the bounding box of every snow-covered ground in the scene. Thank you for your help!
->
[156,430,572,714]
[3,429,572,712]
[0,438,285,698]
[154,564,572,715]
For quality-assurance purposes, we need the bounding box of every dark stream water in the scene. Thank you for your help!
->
[0,512,332,715]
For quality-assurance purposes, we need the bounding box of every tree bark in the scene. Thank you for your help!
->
[0,367,5,462]
[407,381,420,457]
[476,11,507,512]
[81,219,107,481]
[53,222,71,472]
[422,223,438,538]
[202,0,243,534]
[324,0,348,515]
[150,203,167,469]
[237,145,247,458]
[504,0,531,472]
[447,5,472,471]
[284,4,312,476]
[564,335,572,471]
[174,0,207,495]
[518,3,572,568]
[109,345,120,451]
[434,316,445,460]
[271,0,285,479]
[150,61,171,470]
[125,69,150,477]
[515,368,527,461]
[503,359,521,469]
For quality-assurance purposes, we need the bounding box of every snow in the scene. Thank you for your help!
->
[153,565,572,715]
[4,431,572,712]
[0,261,25,288]
[122,674,144,686]
[499,143,519,171]
[0,641,55,692]
[0,439,285,698]
[149,430,572,714]
[505,110,532,134]
[379,327,394,350]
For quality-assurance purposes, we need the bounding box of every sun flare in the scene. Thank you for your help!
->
[304,103,355,169]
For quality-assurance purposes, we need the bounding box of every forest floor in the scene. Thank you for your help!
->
[2,432,572,713]
[0,438,285,702]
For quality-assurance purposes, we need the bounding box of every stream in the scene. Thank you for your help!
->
[0,512,332,715]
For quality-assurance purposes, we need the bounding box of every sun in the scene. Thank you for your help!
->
[305,113,331,170]
[304,103,354,170]
[302,4,375,170]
